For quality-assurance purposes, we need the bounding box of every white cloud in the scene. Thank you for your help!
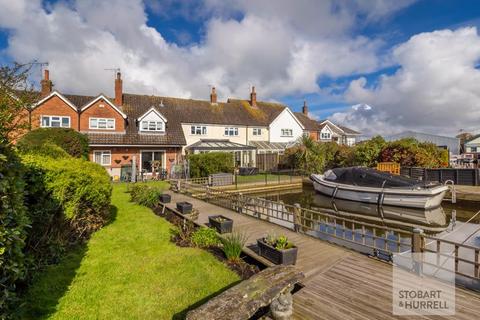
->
[0,0,408,101]
[331,27,480,136]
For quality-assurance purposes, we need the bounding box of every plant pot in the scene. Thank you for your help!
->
[257,238,298,265]
[208,215,233,234]
[176,201,193,214]
[159,194,171,204]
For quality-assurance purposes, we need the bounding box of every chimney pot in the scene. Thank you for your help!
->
[302,100,308,116]
[40,69,53,97]
[250,86,257,107]
[210,86,217,104]
[115,72,123,106]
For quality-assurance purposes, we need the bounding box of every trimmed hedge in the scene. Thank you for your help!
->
[17,128,89,159]
[189,152,234,178]
[0,143,29,317]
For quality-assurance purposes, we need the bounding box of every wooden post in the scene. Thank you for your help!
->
[412,228,424,275]
[293,203,301,232]
[411,228,424,253]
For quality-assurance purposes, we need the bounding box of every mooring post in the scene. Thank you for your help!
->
[412,228,424,275]
[293,203,301,232]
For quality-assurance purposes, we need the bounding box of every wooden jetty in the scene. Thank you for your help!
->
[163,191,480,319]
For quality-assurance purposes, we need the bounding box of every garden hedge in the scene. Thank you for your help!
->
[0,143,29,317]
[189,152,234,178]
[17,128,89,159]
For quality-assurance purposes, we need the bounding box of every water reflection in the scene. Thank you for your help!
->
[263,187,450,234]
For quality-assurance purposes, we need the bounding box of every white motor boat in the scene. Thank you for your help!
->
[310,167,449,209]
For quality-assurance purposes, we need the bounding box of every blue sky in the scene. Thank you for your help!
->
[1,0,480,135]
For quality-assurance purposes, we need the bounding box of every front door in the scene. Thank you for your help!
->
[141,151,164,173]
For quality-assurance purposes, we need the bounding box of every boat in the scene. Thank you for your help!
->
[311,193,448,233]
[310,167,449,209]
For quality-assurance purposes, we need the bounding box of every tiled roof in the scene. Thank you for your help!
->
[338,125,361,135]
[293,112,321,131]
[121,94,285,126]
[32,91,290,146]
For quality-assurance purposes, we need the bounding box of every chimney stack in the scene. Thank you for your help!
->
[40,69,53,97]
[302,100,308,116]
[210,86,217,104]
[115,71,123,106]
[250,86,257,107]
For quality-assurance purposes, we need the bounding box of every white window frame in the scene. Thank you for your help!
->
[190,125,207,135]
[321,132,331,139]
[140,120,164,132]
[89,117,115,130]
[40,115,71,128]
[224,127,239,136]
[253,128,262,136]
[93,150,111,166]
[281,129,293,137]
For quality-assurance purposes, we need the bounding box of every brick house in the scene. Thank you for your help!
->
[294,101,360,146]
[24,70,358,178]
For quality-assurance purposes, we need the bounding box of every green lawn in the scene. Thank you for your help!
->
[20,182,240,319]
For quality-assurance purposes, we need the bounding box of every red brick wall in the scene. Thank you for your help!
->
[79,99,125,132]
[89,147,181,176]
[309,131,319,141]
[31,95,79,130]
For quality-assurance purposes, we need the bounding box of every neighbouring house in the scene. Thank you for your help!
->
[294,101,360,146]
[464,135,480,162]
[385,131,460,155]
[20,70,309,178]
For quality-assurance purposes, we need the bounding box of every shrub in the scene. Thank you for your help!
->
[17,128,89,159]
[0,143,29,316]
[188,152,234,178]
[21,153,112,236]
[353,135,386,167]
[220,232,247,262]
[129,184,162,208]
[192,227,220,248]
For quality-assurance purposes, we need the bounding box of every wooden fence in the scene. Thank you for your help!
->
[176,180,480,282]
[401,167,480,186]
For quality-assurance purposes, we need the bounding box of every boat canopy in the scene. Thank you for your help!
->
[324,167,436,189]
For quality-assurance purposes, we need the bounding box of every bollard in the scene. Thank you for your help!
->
[412,228,424,275]
[293,203,301,232]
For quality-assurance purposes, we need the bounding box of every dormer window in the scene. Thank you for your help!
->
[137,107,168,133]
[141,121,164,132]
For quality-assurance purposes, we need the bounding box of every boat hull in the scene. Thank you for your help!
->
[310,174,448,209]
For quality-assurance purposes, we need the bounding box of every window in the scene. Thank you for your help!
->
[41,115,70,128]
[141,151,164,173]
[471,147,478,153]
[281,129,293,137]
[191,125,207,135]
[321,132,331,139]
[253,128,262,136]
[93,151,111,166]
[224,127,239,136]
[90,118,115,130]
[141,121,164,132]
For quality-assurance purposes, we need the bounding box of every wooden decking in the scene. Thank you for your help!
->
[164,191,480,319]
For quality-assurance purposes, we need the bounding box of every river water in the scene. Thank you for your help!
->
[256,184,480,241]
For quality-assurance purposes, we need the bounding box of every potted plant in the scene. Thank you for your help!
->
[208,215,233,234]
[159,193,171,203]
[176,201,193,214]
[257,234,297,265]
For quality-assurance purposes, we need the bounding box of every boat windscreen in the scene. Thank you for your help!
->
[324,167,432,188]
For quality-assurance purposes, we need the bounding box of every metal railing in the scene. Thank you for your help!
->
[177,179,480,281]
